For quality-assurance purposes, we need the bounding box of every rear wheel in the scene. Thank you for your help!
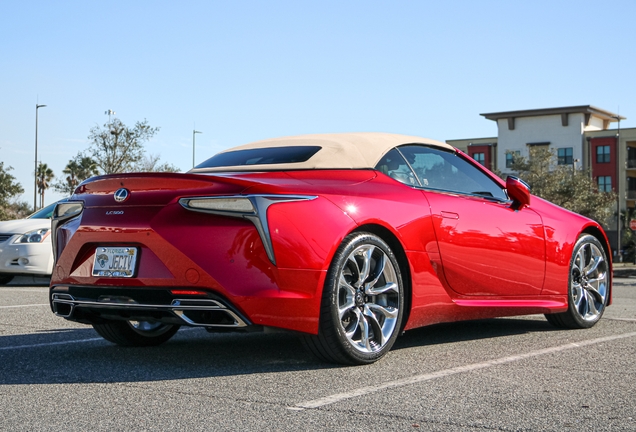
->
[93,320,180,346]
[545,235,609,329]
[301,232,404,365]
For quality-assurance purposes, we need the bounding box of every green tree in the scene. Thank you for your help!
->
[88,118,160,174]
[0,162,26,220]
[133,154,180,173]
[54,153,99,196]
[8,201,32,219]
[507,147,616,225]
[36,162,55,209]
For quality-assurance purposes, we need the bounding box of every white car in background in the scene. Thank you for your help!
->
[0,202,57,285]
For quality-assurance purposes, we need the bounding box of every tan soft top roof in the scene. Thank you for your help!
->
[190,132,453,173]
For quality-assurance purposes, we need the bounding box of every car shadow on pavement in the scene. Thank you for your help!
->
[0,327,328,385]
[0,316,556,386]
[394,316,554,351]
[2,276,51,287]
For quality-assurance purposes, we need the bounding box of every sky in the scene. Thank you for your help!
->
[1,0,635,208]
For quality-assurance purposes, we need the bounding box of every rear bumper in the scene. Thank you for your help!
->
[50,285,250,329]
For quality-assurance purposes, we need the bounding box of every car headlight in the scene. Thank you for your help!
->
[17,228,50,243]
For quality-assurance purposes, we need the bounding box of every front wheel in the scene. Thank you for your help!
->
[93,320,180,346]
[302,232,405,365]
[545,234,609,329]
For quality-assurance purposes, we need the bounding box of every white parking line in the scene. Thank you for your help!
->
[0,304,49,309]
[0,338,104,351]
[0,288,49,293]
[292,331,636,410]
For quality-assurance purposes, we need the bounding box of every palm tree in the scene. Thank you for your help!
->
[54,154,99,196]
[61,159,80,194]
[36,163,55,209]
[76,156,99,181]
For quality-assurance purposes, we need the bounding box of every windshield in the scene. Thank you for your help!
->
[27,202,58,219]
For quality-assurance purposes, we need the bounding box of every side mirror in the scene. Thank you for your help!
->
[506,176,531,210]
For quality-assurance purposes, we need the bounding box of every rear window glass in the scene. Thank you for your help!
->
[196,146,322,169]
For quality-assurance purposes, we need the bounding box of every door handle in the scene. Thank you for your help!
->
[440,211,459,219]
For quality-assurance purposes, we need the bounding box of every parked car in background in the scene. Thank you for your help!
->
[0,202,57,285]
[49,133,611,364]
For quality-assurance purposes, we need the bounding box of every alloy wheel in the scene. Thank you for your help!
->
[336,243,400,353]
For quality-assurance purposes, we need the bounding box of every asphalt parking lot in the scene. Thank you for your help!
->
[1,276,634,431]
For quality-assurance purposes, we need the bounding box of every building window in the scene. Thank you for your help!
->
[557,147,573,165]
[628,147,636,169]
[628,177,636,200]
[596,145,611,163]
[598,176,612,192]
[505,151,520,168]
[472,152,485,166]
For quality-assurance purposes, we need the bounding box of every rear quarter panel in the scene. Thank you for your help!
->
[248,172,453,329]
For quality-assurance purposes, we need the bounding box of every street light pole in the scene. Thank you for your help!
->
[34,104,46,212]
[193,129,202,168]
[105,109,116,124]
[616,115,622,262]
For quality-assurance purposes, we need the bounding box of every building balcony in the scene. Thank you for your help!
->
[628,159,636,169]
[627,190,636,200]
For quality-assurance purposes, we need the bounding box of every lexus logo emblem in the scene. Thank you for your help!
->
[114,188,130,203]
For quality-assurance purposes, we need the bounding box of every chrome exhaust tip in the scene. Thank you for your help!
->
[51,293,75,318]
[171,299,247,327]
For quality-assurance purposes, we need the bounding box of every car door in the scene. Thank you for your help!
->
[396,145,546,297]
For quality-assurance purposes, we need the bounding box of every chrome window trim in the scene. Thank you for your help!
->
[394,147,423,187]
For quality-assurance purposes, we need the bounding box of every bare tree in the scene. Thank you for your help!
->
[133,154,180,173]
[88,118,160,174]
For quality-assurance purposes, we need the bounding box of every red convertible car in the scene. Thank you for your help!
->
[49,133,611,364]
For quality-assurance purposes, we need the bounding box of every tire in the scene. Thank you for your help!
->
[0,275,14,285]
[301,232,405,365]
[545,234,610,329]
[93,320,180,347]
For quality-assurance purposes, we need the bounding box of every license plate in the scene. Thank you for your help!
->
[92,247,138,278]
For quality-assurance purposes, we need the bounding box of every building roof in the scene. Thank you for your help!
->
[446,137,497,144]
[190,132,453,172]
[480,105,625,122]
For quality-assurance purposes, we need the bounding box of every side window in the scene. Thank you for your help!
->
[397,145,507,200]
[375,149,419,186]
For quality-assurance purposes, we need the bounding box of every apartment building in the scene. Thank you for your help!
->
[447,105,636,254]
